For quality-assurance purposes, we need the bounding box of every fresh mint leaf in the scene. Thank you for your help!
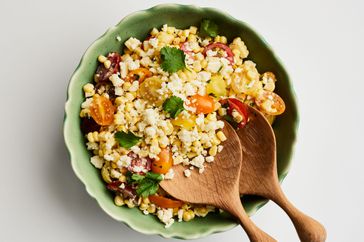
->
[115,131,141,149]
[160,46,186,73]
[200,19,218,37]
[163,96,185,118]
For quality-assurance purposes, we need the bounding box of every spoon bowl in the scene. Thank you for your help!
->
[161,121,276,242]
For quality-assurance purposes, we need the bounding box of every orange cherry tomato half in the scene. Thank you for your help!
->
[255,91,285,116]
[126,68,152,83]
[90,95,116,126]
[149,195,184,209]
[188,94,215,114]
[151,148,173,174]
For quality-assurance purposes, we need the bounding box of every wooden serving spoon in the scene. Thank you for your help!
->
[237,106,326,242]
[161,121,277,242]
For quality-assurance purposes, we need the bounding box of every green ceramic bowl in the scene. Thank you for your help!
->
[64,4,299,239]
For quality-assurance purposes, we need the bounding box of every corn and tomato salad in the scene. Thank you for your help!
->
[79,20,285,227]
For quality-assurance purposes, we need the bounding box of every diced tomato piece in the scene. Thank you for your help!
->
[149,195,184,208]
[188,94,215,114]
[151,148,173,174]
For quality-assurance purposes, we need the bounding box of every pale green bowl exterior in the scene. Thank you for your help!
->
[64,4,299,239]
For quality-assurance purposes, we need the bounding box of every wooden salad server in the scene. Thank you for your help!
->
[237,106,326,242]
[161,121,277,242]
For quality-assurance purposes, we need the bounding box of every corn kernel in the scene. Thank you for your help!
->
[180,36,187,42]
[125,103,133,112]
[201,60,208,69]
[139,203,149,210]
[220,36,227,44]
[83,83,94,93]
[87,132,95,143]
[119,174,126,182]
[142,197,150,204]
[209,145,218,156]
[211,136,221,146]
[232,109,243,123]
[104,60,111,69]
[150,28,159,36]
[125,199,135,208]
[147,204,156,214]
[123,82,132,91]
[183,210,195,222]
[114,195,124,206]
[206,113,217,121]
[192,141,201,148]
[79,109,90,118]
[182,29,190,37]
[193,61,202,72]
[214,36,221,43]
[216,131,227,142]
[187,152,197,159]
[194,207,209,217]
[189,26,198,34]
[166,26,175,34]
[98,55,107,63]
[187,34,197,42]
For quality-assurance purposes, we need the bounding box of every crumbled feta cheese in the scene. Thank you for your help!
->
[119,62,128,78]
[149,38,159,48]
[206,57,222,73]
[184,169,191,177]
[86,142,98,150]
[164,168,174,180]
[173,155,183,165]
[145,126,157,137]
[206,49,217,57]
[90,156,104,169]
[190,155,205,169]
[177,209,184,222]
[117,155,132,168]
[109,74,124,87]
[110,169,122,179]
[184,83,196,96]
[81,98,93,109]
[124,37,141,51]
[116,36,121,41]
[114,87,124,96]
[157,208,175,228]
[205,156,214,163]
[217,145,224,153]
[103,154,114,161]
[129,81,139,92]
[197,71,211,82]
[143,109,158,126]
[131,145,141,154]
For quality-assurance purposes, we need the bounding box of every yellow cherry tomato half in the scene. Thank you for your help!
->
[255,91,285,116]
[171,115,196,130]
[151,148,173,174]
[188,94,215,114]
[90,95,116,126]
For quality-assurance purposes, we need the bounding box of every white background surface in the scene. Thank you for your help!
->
[1,0,363,241]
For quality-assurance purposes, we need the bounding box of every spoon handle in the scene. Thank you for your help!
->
[223,194,277,242]
[267,184,327,242]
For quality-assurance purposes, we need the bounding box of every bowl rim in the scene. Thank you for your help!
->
[64,3,299,239]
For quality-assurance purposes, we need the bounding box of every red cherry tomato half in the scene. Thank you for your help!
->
[203,42,234,65]
[221,98,249,128]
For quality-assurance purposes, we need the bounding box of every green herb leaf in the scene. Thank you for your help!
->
[115,131,141,149]
[146,172,163,181]
[136,181,159,197]
[163,96,185,118]
[160,46,186,73]
[223,115,239,129]
[200,19,218,37]
[131,174,145,181]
